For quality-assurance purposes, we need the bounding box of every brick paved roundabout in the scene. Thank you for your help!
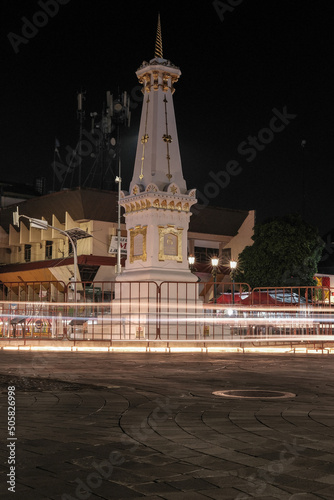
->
[1,352,334,499]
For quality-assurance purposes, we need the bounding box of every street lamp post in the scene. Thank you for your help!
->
[230,260,237,305]
[110,93,131,276]
[211,256,219,304]
[188,254,195,272]
[13,207,92,298]
[115,169,122,276]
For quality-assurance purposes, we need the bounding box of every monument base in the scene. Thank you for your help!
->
[85,276,204,340]
[116,267,199,285]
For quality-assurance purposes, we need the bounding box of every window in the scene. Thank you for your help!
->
[45,241,53,260]
[24,244,31,262]
[194,246,219,263]
[220,247,232,265]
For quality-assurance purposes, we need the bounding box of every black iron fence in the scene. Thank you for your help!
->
[0,280,333,341]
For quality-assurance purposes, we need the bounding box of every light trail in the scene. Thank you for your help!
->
[2,299,334,344]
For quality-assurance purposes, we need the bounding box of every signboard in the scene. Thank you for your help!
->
[109,236,127,255]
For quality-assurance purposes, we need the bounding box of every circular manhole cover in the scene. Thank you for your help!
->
[212,390,296,399]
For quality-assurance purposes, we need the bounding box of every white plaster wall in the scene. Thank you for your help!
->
[222,210,255,261]
[88,220,126,257]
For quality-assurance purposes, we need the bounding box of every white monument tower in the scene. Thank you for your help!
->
[119,15,197,284]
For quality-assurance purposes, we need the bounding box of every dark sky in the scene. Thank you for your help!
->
[1,0,334,234]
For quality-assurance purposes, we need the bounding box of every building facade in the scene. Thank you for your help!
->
[0,187,254,294]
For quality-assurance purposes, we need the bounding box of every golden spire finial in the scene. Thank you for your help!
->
[154,13,163,58]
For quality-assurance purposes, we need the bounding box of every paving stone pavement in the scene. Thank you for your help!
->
[1,352,334,499]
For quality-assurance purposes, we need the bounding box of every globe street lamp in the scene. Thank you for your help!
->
[211,256,219,303]
[188,254,195,272]
[230,260,237,305]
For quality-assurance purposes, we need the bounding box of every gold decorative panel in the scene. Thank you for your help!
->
[158,225,183,262]
[130,225,147,263]
[153,71,159,91]
[146,184,158,192]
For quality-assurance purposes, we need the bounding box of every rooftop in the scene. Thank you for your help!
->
[0,187,251,238]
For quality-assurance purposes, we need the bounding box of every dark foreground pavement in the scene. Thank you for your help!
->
[1,352,334,500]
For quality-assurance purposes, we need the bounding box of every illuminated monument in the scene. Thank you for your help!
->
[118,16,197,284]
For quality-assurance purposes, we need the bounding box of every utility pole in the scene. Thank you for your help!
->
[107,92,130,275]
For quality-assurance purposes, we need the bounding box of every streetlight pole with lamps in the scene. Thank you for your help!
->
[13,207,92,296]
[109,93,131,276]
[230,260,237,304]
[211,256,219,304]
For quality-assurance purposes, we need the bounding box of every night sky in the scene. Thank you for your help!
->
[1,0,334,235]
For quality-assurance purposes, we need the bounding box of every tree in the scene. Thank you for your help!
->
[233,214,325,289]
